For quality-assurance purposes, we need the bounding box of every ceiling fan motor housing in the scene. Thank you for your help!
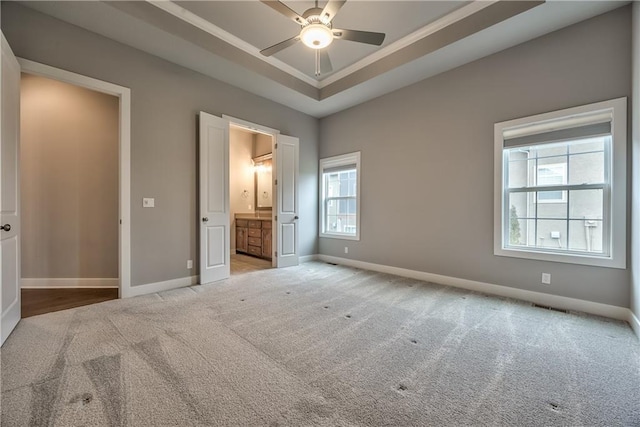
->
[300,8,334,49]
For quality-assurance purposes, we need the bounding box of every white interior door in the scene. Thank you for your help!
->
[199,112,230,284]
[274,134,299,268]
[1,34,21,345]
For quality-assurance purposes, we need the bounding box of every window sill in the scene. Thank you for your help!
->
[320,233,360,241]
[494,246,625,269]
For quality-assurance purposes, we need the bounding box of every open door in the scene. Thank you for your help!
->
[274,134,299,268]
[199,112,230,284]
[1,34,21,345]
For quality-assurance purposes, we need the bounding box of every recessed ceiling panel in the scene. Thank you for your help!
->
[179,1,468,78]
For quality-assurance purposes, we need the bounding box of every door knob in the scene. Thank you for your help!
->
[1,224,11,232]
[294,216,299,220]
[202,217,209,222]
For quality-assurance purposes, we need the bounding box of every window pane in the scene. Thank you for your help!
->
[532,144,568,159]
[569,189,603,220]
[568,219,603,253]
[568,152,604,185]
[508,193,528,222]
[536,219,567,250]
[536,193,567,219]
[536,160,566,186]
[507,159,533,188]
[568,137,605,154]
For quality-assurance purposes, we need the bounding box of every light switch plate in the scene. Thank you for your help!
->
[143,198,155,208]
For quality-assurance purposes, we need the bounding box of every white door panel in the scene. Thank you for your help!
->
[1,33,21,345]
[275,135,299,268]
[199,112,230,284]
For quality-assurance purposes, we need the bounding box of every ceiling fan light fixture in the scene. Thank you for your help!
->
[300,23,333,49]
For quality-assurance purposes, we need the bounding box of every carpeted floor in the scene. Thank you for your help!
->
[2,261,639,426]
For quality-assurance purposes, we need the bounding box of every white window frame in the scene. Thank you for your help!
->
[319,152,361,241]
[494,98,626,268]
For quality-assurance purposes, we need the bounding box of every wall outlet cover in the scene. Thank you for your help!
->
[541,273,551,285]
[187,260,193,269]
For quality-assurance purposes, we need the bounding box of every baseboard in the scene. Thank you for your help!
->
[21,278,119,289]
[629,310,640,340]
[300,254,319,263]
[123,275,199,298]
[317,255,631,323]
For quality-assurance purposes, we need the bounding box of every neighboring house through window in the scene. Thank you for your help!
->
[320,152,361,240]
[494,98,626,268]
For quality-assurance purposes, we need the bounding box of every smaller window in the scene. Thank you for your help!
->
[536,163,566,202]
[320,152,361,240]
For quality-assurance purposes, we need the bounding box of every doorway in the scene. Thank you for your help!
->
[229,122,275,275]
[19,73,119,316]
[16,60,131,317]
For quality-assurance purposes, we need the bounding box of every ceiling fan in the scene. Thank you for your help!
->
[259,0,386,76]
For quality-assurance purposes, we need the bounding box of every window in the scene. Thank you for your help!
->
[494,98,626,268]
[320,152,361,240]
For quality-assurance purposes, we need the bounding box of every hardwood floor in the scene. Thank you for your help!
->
[231,253,272,275]
[21,288,119,318]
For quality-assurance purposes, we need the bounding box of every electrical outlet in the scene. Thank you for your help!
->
[143,198,155,208]
[541,273,551,285]
[187,260,193,269]
[344,246,349,254]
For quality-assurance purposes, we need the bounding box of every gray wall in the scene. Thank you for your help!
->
[320,7,631,307]
[2,2,319,287]
[21,74,119,279]
[632,3,640,322]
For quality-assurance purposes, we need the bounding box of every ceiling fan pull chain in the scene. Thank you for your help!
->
[315,50,321,76]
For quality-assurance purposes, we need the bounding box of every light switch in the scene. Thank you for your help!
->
[143,198,155,208]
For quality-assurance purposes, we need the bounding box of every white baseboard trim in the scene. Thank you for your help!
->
[124,275,200,298]
[21,278,119,289]
[300,254,319,263]
[629,311,640,340]
[318,255,632,323]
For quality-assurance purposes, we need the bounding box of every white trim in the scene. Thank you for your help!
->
[17,58,132,298]
[147,1,317,87]
[126,275,200,298]
[300,254,319,263]
[21,278,119,289]
[319,152,361,241]
[494,97,627,269]
[317,254,631,322]
[629,311,640,340]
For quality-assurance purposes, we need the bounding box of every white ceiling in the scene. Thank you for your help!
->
[17,1,629,118]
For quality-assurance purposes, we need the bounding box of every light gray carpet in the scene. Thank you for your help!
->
[2,261,639,426]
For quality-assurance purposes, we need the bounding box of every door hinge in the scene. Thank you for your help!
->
[275,216,278,221]
[275,179,278,186]
[275,251,278,257]
[275,143,278,149]
[119,219,122,225]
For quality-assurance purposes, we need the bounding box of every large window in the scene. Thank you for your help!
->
[320,152,361,240]
[494,98,626,268]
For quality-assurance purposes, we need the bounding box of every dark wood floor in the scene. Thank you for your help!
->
[21,288,119,318]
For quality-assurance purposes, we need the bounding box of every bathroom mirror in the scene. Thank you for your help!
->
[253,153,272,210]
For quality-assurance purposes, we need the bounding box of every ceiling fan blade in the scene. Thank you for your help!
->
[333,29,386,46]
[260,36,300,57]
[320,50,333,74]
[260,1,308,26]
[320,0,346,23]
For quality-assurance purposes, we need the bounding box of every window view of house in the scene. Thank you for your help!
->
[506,137,607,254]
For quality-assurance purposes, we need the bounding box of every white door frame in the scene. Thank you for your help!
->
[17,59,132,298]
[223,115,280,266]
